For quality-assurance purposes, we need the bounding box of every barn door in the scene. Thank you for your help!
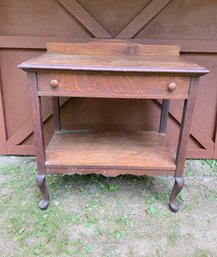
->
[0,0,216,158]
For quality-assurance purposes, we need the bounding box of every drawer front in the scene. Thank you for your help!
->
[37,71,190,99]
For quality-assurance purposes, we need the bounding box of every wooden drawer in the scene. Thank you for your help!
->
[37,71,190,99]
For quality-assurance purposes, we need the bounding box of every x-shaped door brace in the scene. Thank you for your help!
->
[58,0,173,38]
[7,0,214,154]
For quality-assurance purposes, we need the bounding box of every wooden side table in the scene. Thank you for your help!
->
[19,40,208,212]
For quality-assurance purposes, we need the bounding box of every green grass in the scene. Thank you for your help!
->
[202,159,217,173]
[0,158,217,256]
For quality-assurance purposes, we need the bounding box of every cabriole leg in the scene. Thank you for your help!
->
[36,175,50,210]
[169,177,184,212]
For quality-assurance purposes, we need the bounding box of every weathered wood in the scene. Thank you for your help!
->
[159,99,170,133]
[58,0,111,38]
[37,72,190,99]
[116,0,173,38]
[47,40,180,56]
[45,131,176,171]
[175,77,199,177]
[19,46,208,75]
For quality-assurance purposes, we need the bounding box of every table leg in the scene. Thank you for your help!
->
[169,177,184,212]
[169,77,199,212]
[159,99,170,134]
[28,72,49,210]
[52,97,61,131]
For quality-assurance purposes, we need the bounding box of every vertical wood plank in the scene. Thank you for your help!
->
[52,97,61,131]
[213,110,217,159]
[175,77,199,177]
[28,72,46,174]
[0,68,7,154]
[159,99,170,133]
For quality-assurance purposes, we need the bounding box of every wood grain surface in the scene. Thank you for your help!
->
[47,40,180,56]
[37,71,190,99]
[45,130,176,172]
[18,40,209,75]
[19,53,208,75]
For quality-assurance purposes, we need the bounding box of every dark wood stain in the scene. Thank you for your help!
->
[19,40,208,211]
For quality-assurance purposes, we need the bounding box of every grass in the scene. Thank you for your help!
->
[201,159,217,173]
[0,157,217,256]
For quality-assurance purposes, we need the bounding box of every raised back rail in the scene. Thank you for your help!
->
[47,40,180,56]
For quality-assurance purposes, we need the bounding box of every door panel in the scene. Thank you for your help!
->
[0,0,216,158]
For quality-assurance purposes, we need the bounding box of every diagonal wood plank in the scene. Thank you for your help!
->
[156,100,214,150]
[7,98,69,146]
[116,0,173,38]
[58,0,112,38]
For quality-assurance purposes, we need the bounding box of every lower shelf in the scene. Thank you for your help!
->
[45,130,176,176]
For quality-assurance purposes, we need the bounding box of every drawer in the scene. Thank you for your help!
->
[37,71,190,99]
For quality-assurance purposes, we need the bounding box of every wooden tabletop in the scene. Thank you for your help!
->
[18,40,209,75]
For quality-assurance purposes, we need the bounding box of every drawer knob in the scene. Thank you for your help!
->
[50,79,59,88]
[168,82,177,91]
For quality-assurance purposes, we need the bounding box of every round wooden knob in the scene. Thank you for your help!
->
[168,82,177,91]
[49,79,59,88]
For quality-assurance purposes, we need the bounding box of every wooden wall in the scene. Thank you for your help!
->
[0,0,217,159]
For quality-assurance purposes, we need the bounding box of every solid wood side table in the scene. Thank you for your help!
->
[18,40,208,212]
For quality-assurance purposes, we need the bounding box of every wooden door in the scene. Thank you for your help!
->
[0,0,216,158]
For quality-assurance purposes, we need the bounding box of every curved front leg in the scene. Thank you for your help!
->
[169,177,184,213]
[36,175,50,210]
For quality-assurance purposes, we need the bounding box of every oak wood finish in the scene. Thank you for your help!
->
[47,41,181,56]
[175,77,199,177]
[27,73,46,174]
[37,72,190,99]
[45,131,176,171]
[28,73,50,209]
[19,49,207,75]
[19,40,208,211]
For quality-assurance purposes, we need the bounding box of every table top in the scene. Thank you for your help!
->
[18,40,209,75]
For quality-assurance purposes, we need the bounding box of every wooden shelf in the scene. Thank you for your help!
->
[45,130,176,176]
